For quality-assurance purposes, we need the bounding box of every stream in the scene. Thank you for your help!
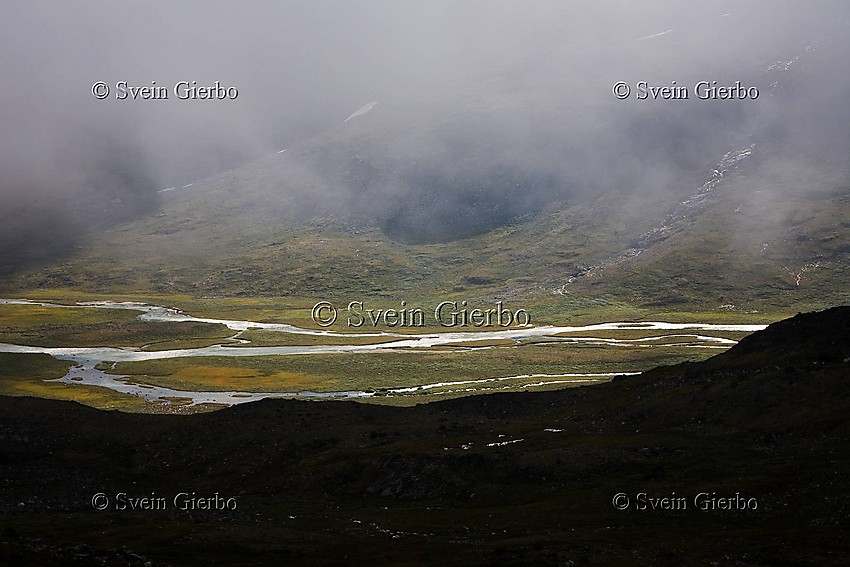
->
[0,299,767,406]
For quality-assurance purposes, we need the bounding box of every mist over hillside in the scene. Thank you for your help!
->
[2,1,849,273]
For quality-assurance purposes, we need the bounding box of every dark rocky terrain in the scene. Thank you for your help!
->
[1,306,849,565]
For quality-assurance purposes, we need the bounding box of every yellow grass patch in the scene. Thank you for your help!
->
[167,365,317,390]
[0,304,135,327]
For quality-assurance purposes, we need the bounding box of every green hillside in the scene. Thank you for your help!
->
[4,135,847,316]
[4,18,848,316]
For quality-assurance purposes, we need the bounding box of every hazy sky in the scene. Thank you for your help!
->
[2,1,848,262]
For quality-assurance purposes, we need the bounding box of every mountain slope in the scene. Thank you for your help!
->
[5,138,847,312]
[3,23,849,313]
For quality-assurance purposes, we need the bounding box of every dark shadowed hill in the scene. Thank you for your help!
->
[1,307,849,565]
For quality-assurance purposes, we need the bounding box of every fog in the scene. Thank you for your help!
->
[2,1,849,266]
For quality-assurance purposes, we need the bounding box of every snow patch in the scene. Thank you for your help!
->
[637,29,673,41]
[344,101,378,123]
[486,438,524,447]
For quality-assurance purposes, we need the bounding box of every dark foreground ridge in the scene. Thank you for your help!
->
[1,307,849,565]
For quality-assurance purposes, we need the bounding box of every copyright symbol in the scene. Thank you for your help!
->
[311,301,337,327]
[91,493,109,511]
[612,493,630,510]
[612,81,630,100]
[91,81,109,100]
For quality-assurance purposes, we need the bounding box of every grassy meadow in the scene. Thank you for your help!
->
[0,293,789,411]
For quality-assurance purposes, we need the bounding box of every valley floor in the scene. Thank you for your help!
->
[0,294,781,413]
